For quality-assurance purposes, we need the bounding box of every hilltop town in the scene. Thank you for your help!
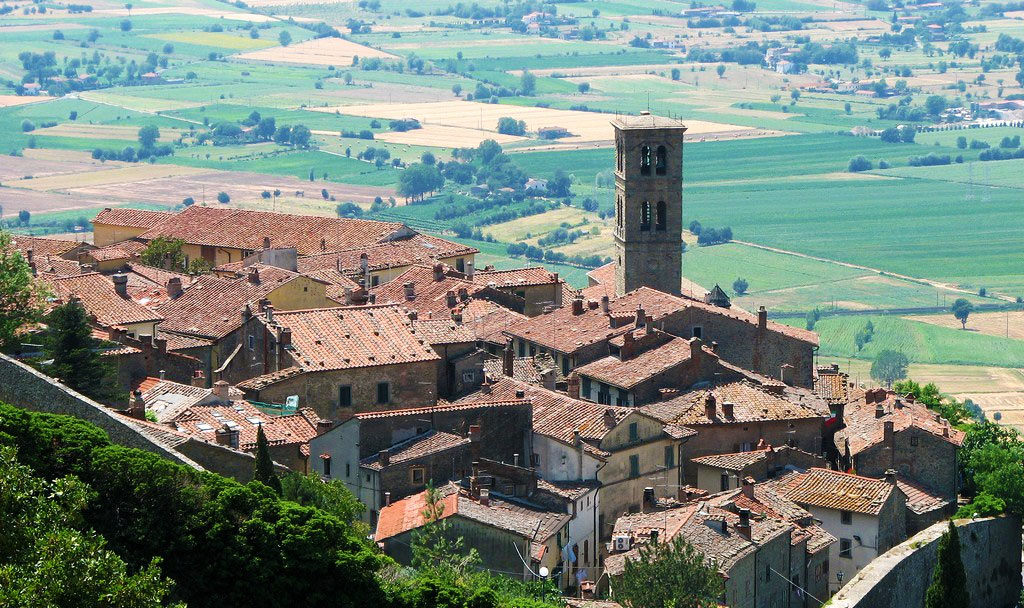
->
[1,111,1020,608]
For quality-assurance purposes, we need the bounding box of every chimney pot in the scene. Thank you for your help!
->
[704,392,717,419]
[567,374,580,400]
[385,491,392,506]
[190,371,205,388]
[263,236,271,249]
[885,468,898,485]
[502,341,515,377]
[112,273,128,298]
[875,404,885,418]
[159,369,166,380]
[166,277,183,299]
[635,305,645,328]
[741,477,754,499]
[433,263,444,282]
[780,363,794,386]
[600,295,610,312]
[378,449,390,467]
[572,296,584,315]
[248,267,260,284]
[757,306,767,330]
[722,401,734,419]
[466,260,474,280]
[446,290,457,308]
[212,380,230,403]
[316,419,333,435]
[479,488,490,507]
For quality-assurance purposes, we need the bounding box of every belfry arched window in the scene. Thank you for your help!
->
[617,141,624,172]
[640,201,651,231]
[640,145,651,175]
[656,145,667,175]
[656,201,667,231]
[617,197,623,228]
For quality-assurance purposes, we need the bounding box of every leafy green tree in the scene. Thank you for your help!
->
[217,191,230,204]
[716,64,726,78]
[397,163,444,202]
[520,70,536,95]
[280,472,365,525]
[137,125,160,148]
[279,30,292,46]
[924,522,969,608]
[18,210,30,224]
[140,236,185,270]
[848,155,873,172]
[253,424,281,494]
[0,232,48,347]
[925,95,947,117]
[411,482,480,581]
[120,19,132,31]
[336,202,363,218]
[951,297,973,329]
[0,447,174,608]
[290,124,311,147]
[44,299,118,401]
[870,349,908,387]
[732,278,748,295]
[615,535,724,608]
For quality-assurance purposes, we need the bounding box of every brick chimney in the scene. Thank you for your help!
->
[248,267,260,284]
[635,305,645,328]
[469,424,482,443]
[885,468,898,485]
[153,336,167,355]
[722,401,734,419]
[621,331,635,360]
[166,276,183,299]
[883,420,894,444]
[316,419,333,435]
[757,306,767,331]
[279,327,291,347]
[403,281,416,300]
[780,363,794,386]
[215,423,239,448]
[567,374,580,399]
[465,260,474,280]
[479,488,490,507]
[265,304,274,323]
[112,274,128,298]
[645,314,654,335]
[688,337,702,363]
[191,370,205,388]
[704,393,717,419]
[378,449,390,467]
[263,236,271,249]
[446,290,457,308]
[433,263,444,282]
[600,295,610,312]
[741,476,755,499]
[212,380,230,403]
[540,368,556,391]
[384,491,392,506]
[458,287,469,302]
[129,389,146,420]
[736,508,752,540]
[875,404,885,418]
[572,296,584,315]
[503,341,514,377]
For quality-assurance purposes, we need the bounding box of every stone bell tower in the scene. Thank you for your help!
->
[612,112,687,297]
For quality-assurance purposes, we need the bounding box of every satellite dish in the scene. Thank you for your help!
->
[538,567,549,578]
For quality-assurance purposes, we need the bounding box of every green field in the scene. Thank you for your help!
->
[785,314,1024,367]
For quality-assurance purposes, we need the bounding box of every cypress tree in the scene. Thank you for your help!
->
[924,521,970,608]
[253,424,281,494]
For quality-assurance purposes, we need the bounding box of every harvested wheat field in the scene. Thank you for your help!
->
[0,152,122,181]
[33,123,188,141]
[90,6,281,21]
[0,94,53,107]
[373,124,527,147]
[61,169,395,206]
[237,38,397,67]
[316,100,751,144]
[905,310,1024,341]
[8,164,209,191]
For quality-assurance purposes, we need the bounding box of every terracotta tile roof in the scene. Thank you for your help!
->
[453,376,637,459]
[125,263,192,288]
[834,393,965,456]
[172,401,320,450]
[474,267,561,288]
[35,255,82,277]
[702,484,835,553]
[814,365,849,404]
[353,398,531,420]
[271,305,440,371]
[7,235,82,257]
[85,244,135,262]
[155,266,303,339]
[48,272,164,328]
[458,298,526,345]
[136,377,216,423]
[641,380,830,427]
[896,476,949,515]
[376,482,568,554]
[301,268,359,303]
[586,262,614,286]
[503,287,687,354]
[372,264,483,319]
[691,449,769,471]
[297,236,477,274]
[361,430,470,470]
[134,206,470,258]
[574,337,698,390]
[483,357,545,385]
[412,319,477,345]
[162,333,213,352]
[92,207,172,229]
[774,468,897,515]
[535,478,600,501]
[236,366,305,391]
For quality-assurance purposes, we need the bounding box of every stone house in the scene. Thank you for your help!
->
[606,501,794,608]
[296,237,479,288]
[236,305,441,420]
[376,482,569,585]
[472,266,566,317]
[411,318,485,399]
[833,388,964,503]
[47,272,164,339]
[309,397,533,523]
[768,468,907,595]
[641,379,830,485]
[691,443,826,494]
[155,266,338,386]
[452,376,691,541]
[95,205,475,270]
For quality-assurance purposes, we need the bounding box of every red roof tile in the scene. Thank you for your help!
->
[574,336,699,390]
[371,264,483,319]
[474,266,561,288]
[361,430,470,470]
[641,380,829,426]
[7,235,82,257]
[92,207,173,229]
[48,272,163,328]
[774,468,897,515]
[835,392,965,457]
